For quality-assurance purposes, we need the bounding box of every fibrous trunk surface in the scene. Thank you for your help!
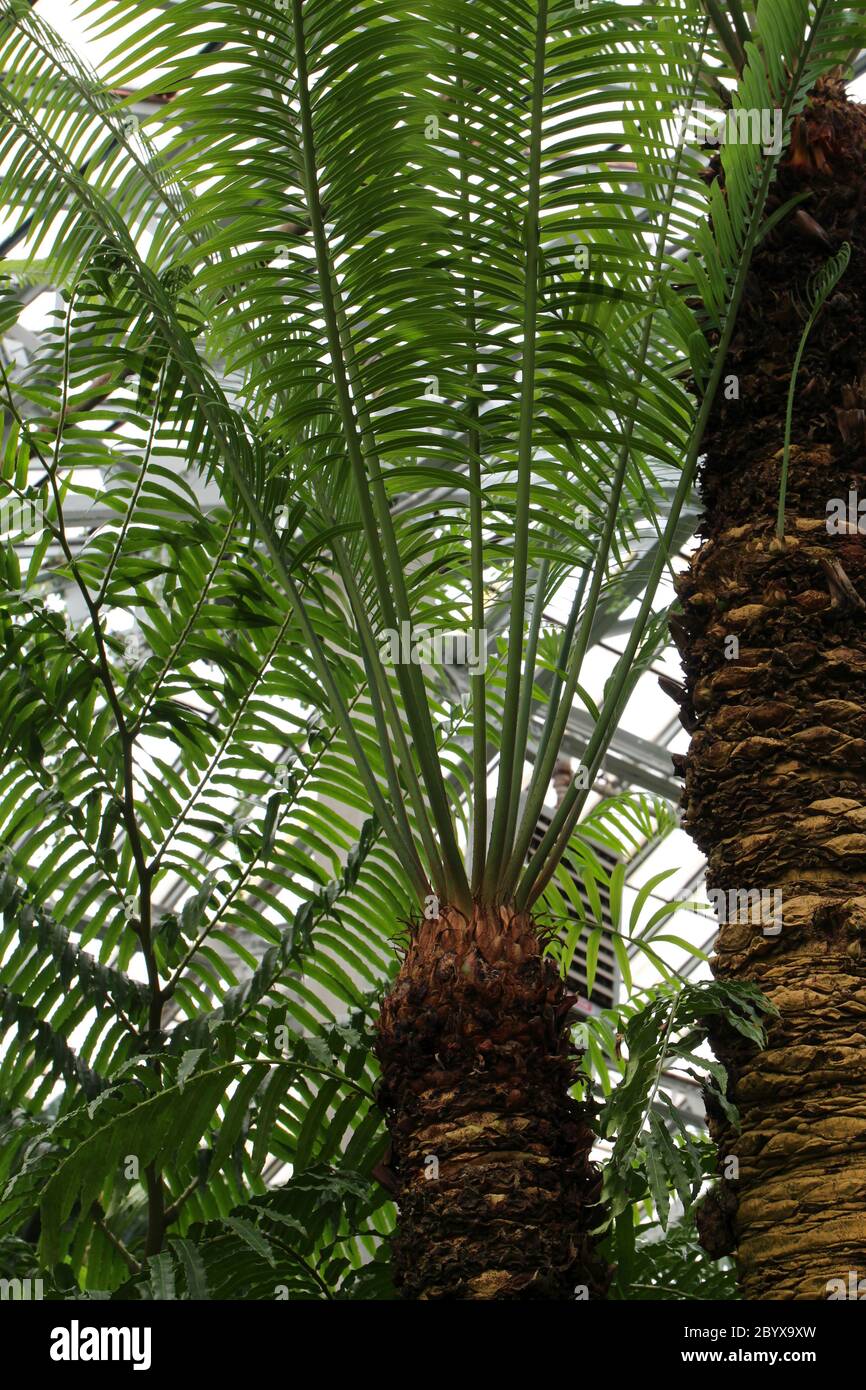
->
[374,905,606,1299]
[674,81,866,1299]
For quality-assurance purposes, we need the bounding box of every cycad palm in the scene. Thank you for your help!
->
[0,0,861,1300]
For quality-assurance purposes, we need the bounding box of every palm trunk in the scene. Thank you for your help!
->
[374,905,608,1299]
[674,79,866,1299]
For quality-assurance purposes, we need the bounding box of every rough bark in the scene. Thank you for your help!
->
[374,905,608,1299]
[673,82,866,1299]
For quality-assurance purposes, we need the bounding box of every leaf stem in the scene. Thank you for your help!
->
[482,0,548,896]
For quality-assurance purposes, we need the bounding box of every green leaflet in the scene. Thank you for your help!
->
[777,241,852,538]
[37,1063,242,1264]
[598,979,776,1226]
